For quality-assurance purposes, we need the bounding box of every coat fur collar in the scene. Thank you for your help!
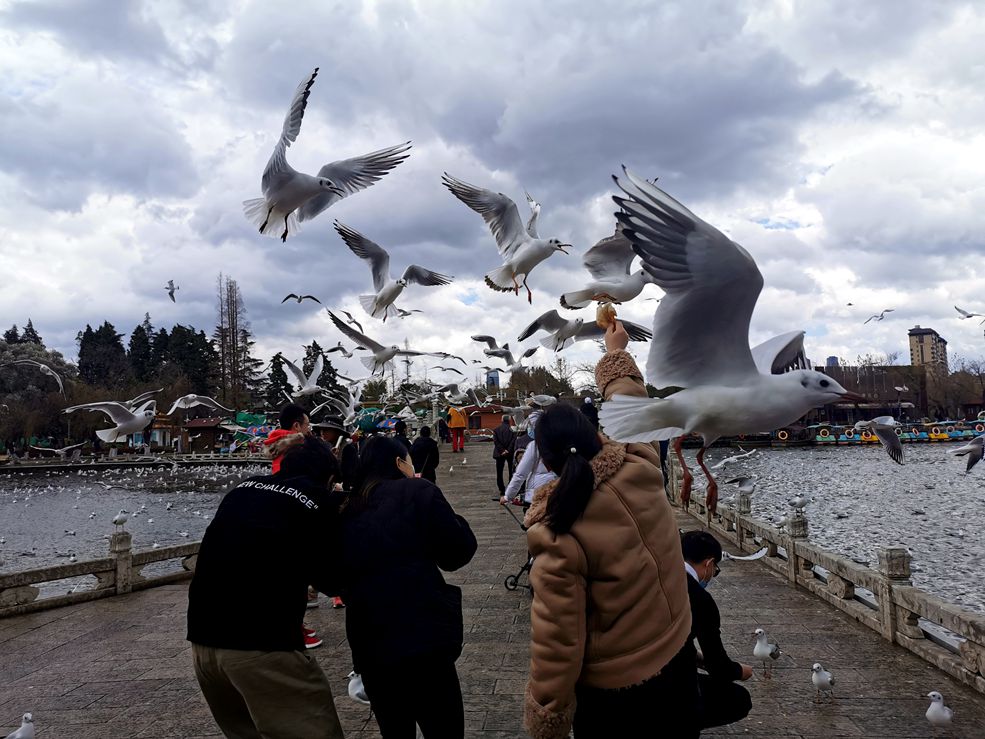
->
[524,440,627,528]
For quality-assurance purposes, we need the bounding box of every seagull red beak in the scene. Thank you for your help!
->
[839,391,868,403]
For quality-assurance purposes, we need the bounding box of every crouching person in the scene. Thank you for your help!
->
[187,436,345,739]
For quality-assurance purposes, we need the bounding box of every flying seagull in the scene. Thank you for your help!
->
[1,359,66,398]
[954,305,985,324]
[282,354,328,398]
[29,442,85,459]
[950,435,984,473]
[854,416,904,464]
[165,279,179,302]
[518,309,651,352]
[430,365,464,376]
[435,383,471,405]
[324,342,359,359]
[597,170,863,512]
[123,388,163,410]
[282,293,321,304]
[334,222,453,321]
[63,401,156,443]
[442,173,569,303]
[470,335,538,372]
[560,225,656,309]
[863,309,895,324]
[327,310,437,375]
[396,308,423,318]
[166,394,235,416]
[242,67,411,242]
[340,310,364,333]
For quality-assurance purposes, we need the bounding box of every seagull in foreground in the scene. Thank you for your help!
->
[442,173,570,303]
[165,279,179,302]
[560,224,656,309]
[63,401,156,443]
[926,691,953,728]
[950,435,984,473]
[811,663,835,703]
[710,447,757,469]
[752,628,781,678]
[166,394,234,416]
[470,335,538,372]
[597,170,863,513]
[281,293,321,304]
[4,712,34,739]
[518,309,651,352]
[863,309,895,324]
[282,355,328,398]
[854,416,904,464]
[340,310,364,333]
[242,67,411,242]
[327,311,436,375]
[722,547,768,561]
[2,359,66,397]
[29,442,84,459]
[347,671,370,705]
[954,305,985,324]
[335,222,453,321]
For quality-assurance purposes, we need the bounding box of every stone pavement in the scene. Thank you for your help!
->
[2,442,985,737]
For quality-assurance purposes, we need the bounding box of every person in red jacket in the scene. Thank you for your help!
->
[264,404,310,474]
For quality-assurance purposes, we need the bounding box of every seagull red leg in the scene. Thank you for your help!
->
[696,446,718,513]
[673,436,693,507]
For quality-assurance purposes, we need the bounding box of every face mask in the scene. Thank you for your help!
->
[527,427,535,440]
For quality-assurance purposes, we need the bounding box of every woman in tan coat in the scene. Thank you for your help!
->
[523,322,696,739]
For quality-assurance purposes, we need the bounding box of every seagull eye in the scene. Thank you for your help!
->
[800,379,808,388]
[820,379,830,388]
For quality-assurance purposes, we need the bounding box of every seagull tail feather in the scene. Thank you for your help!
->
[599,395,682,443]
[358,294,377,316]
[242,198,300,239]
[484,265,515,292]
[96,428,120,443]
[359,355,379,373]
[560,289,593,310]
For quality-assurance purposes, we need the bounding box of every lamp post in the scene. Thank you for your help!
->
[894,385,909,421]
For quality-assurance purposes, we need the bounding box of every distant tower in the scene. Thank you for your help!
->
[908,326,948,372]
[825,356,839,368]
[486,369,500,390]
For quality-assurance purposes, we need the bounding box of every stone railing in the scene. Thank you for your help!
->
[668,458,985,694]
[0,531,199,618]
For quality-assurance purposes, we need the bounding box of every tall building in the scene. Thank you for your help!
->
[908,326,948,372]
[825,356,839,368]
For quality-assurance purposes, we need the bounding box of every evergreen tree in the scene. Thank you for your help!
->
[3,325,20,344]
[128,324,152,381]
[262,353,293,409]
[213,274,261,409]
[151,328,170,372]
[167,325,218,396]
[77,322,130,387]
[506,365,573,398]
[20,319,43,346]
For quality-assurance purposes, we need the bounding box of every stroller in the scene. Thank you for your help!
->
[503,446,534,592]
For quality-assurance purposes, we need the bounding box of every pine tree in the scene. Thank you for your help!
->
[20,319,43,346]
[3,325,20,344]
[77,322,130,387]
[262,353,293,409]
[151,328,170,372]
[128,323,152,381]
[168,325,218,396]
[213,274,260,410]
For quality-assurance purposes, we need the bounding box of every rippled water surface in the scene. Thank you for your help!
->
[688,444,984,614]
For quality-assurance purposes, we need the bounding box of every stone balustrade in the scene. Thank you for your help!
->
[0,531,198,618]
[667,457,985,694]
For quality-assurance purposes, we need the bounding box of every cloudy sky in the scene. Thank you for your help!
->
[2,0,984,390]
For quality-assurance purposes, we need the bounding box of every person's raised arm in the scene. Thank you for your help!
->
[595,320,647,401]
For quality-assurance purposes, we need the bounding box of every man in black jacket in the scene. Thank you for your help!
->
[187,436,345,738]
[679,530,753,731]
[492,415,516,497]
[410,425,440,481]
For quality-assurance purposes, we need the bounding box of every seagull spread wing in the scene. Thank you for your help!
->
[282,358,309,388]
[518,310,569,341]
[751,331,809,374]
[442,174,527,259]
[402,264,453,287]
[327,311,385,353]
[613,168,763,388]
[335,222,391,291]
[298,142,412,222]
[63,401,136,425]
[471,335,501,351]
[525,191,541,238]
[582,228,636,280]
[437,383,461,394]
[873,425,904,465]
[575,319,652,342]
[308,354,324,385]
[262,68,318,195]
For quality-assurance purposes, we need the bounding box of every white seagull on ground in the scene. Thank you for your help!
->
[925,691,953,728]
[4,712,34,739]
[597,170,864,512]
[166,394,235,416]
[854,416,904,464]
[811,663,835,703]
[560,224,657,309]
[950,435,984,473]
[327,311,437,375]
[752,628,781,678]
[442,173,570,303]
[63,401,156,443]
[518,309,651,352]
[335,222,453,321]
[243,68,411,242]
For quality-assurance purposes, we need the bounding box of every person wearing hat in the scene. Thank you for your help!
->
[580,396,599,430]
[501,397,557,508]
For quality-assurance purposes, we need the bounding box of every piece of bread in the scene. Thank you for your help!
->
[596,303,617,329]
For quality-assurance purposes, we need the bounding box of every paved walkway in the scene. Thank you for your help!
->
[2,443,985,737]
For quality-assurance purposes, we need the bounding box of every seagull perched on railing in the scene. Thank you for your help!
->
[242,67,411,242]
[335,221,452,321]
[597,170,864,513]
[443,173,570,303]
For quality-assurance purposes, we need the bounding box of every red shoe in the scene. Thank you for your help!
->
[304,633,323,649]
[303,626,317,638]
[331,596,345,609]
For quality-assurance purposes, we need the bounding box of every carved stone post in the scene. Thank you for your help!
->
[787,511,809,539]
[876,546,912,642]
[737,492,752,515]
[111,531,133,595]
[786,511,809,583]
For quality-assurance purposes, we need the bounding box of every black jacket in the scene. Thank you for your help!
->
[581,402,599,429]
[492,421,516,459]
[338,477,477,671]
[411,435,439,481]
[187,473,339,651]
[339,441,359,492]
[394,433,413,455]
[679,573,743,681]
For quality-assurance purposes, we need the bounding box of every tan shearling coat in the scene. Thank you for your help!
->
[522,350,691,739]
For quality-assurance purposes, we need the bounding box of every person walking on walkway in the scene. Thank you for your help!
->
[492,415,516,496]
[411,425,440,482]
[337,436,477,738]
[675,530,753,732]
[187,436,345,739]
[523,321,695,739]
[393,419,413,455]
[437,416,450,444]
[446,405,467,453]
[580,396,599,429]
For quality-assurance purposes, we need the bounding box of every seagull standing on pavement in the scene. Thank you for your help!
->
[242,67,411,242]
[597,169,864,512]
[442,173,570,303]
[753,628,781,678]
[4,712,34,739]
[854,416,904,464]
[863,309,895,324]
[811,663,835,703]
[335,222,453,321]
[950,435,984,473]
[165,279,179,302]
[926,691,953,728]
